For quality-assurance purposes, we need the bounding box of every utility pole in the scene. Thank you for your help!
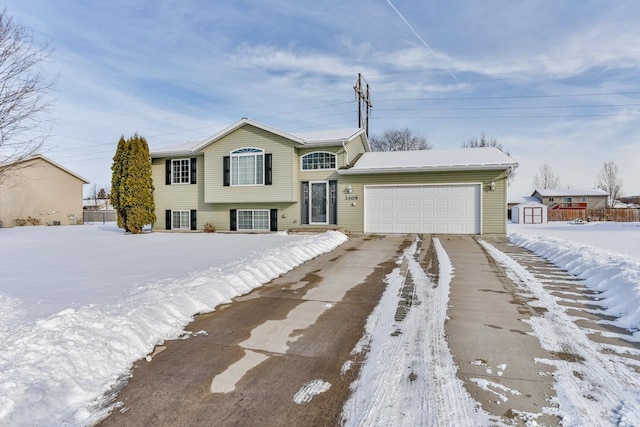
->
[353,73,372,136]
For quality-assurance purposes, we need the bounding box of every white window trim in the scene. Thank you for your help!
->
[171,159,191,185]
[237,209,270,231]
[300,151,337,171]
[172,210,190,230]
[231,147,264,186]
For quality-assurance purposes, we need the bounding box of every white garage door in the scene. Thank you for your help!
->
[365,184,481,234]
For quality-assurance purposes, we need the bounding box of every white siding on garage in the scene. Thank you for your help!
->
[365,184,481,234]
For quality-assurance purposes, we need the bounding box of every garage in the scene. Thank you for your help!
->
[364,184,481,234]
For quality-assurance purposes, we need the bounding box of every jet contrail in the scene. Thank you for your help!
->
[385,0,460,83]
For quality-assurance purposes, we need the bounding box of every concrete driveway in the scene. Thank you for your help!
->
[98,234,566,426]
[98,234,410,427]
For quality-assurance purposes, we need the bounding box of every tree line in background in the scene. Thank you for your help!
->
[110,134,155,233]
[533,161,624,208]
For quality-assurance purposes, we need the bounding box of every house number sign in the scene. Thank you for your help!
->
[345,195,358,201]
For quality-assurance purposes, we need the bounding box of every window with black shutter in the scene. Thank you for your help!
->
[190,158,197,184]
[190,210,197,230]
[223,156,230,186]
[265,153,272,185]
[270,209,278,231]
[230,209,237,231]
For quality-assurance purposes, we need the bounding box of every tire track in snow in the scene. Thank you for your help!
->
[342,236,490,426]
[481,240,640,426]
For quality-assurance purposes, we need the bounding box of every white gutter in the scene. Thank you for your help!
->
[338,163,518,175]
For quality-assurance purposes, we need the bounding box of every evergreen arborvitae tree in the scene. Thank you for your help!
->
[110,134,156,233]
[110,136,128,231]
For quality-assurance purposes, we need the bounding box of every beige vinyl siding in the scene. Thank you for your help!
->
[0,158,86,227]
[339,169,508,234]
[344,134,369,163]
[202,125,296,203]
[296,148,341,182]
[296,146,343,168]
[196,202,298,231]
[152,156,205,229]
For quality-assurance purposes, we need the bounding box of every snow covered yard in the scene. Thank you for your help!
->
[0,224,347,426]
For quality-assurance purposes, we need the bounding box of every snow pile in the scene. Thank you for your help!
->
[482,239,640,425]
[509,232,640,337]
[342,237,490,426]
[0,230,347,427]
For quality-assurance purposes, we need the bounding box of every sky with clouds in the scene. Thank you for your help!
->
[5,0,640,198]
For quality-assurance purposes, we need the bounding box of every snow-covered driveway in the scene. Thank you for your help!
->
[344,230,640,426]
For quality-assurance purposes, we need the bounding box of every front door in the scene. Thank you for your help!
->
[310,181,328,224]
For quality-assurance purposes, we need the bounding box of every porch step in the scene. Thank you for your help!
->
[287,227,346,234]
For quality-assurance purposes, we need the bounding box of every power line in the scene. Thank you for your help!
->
[376,90,640,102]
[375,103,640,112]
[373,112,640,119]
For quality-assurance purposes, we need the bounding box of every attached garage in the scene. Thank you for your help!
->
[365,184,481,234]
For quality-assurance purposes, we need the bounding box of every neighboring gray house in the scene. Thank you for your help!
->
[532,188,609,211]
[150,118,518,235]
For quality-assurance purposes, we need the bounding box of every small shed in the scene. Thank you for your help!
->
[511,200,548,224]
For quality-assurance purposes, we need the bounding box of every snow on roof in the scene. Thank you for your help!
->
[534,188,609,197]
[509,196,540,205]
[292,128,365,145]
[339,147,517,174]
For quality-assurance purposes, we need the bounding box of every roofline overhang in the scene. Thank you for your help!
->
[338,163,518,175]
[150,149,198,158]
[191,118,305,152]
[1,154,90,184]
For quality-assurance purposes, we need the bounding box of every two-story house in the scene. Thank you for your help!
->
[150,118,517,235]
[532,189,609,210]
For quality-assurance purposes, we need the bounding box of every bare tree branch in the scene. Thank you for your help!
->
[533,164,561,190]
[0,9,55,184]
[369,127,432,152]
[463,132,516,186]
[596,161,623,208]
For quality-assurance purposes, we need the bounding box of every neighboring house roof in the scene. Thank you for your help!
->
[150,118,368,157]
[533,188,609,197]
[83,199,114,210]
[509,196,540,205]
[0,154,90,184]
[338,147,517,175]
[612,201,636,208]
[513,200,547,208]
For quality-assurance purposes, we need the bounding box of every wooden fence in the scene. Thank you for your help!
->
[83,210,117,223]
[548,208,640,222]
